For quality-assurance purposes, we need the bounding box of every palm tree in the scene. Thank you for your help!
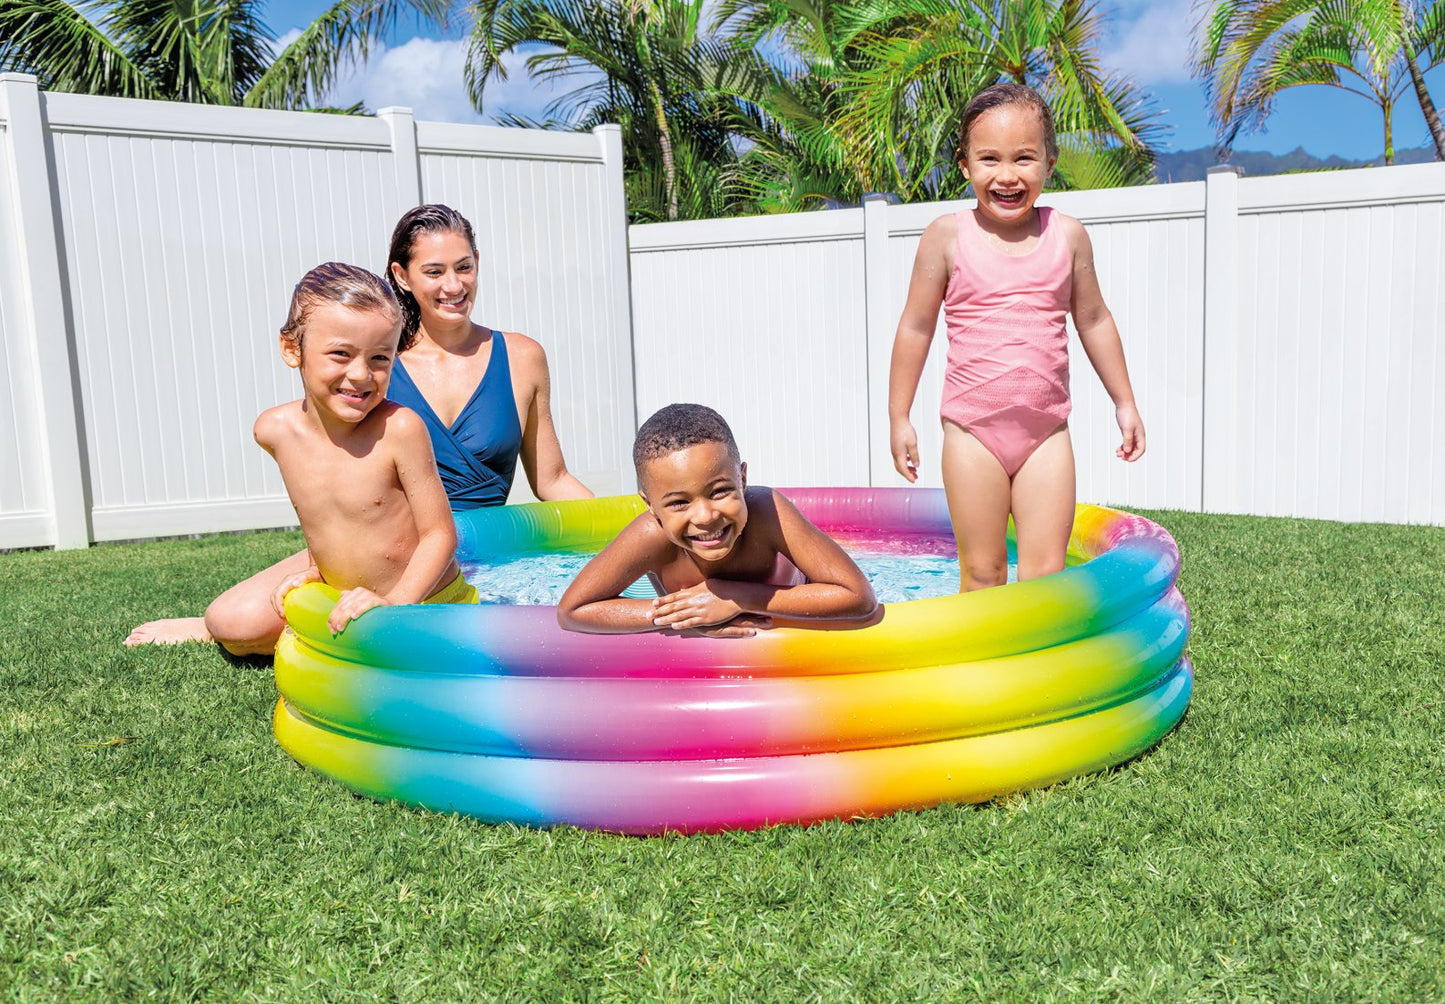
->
[0,0,446,109]
[714,0,1163,208]
[465,0,744,221]
[1193,0,1445,164]
[707,0,930,211]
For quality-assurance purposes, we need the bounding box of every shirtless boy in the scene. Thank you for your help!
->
[557,403,877,636]
[261,262,474,638]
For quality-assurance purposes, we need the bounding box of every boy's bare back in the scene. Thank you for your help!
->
[256,399,452,600]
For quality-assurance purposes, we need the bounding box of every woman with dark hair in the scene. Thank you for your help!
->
[126,204,592,653]
[384,204,592,509]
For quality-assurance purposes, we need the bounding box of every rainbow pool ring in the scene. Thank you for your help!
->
[273,488,1191,834]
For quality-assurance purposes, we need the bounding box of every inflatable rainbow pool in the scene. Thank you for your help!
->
[273,488,1191,834]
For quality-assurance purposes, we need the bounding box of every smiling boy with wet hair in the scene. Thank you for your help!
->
[558,403,877,637]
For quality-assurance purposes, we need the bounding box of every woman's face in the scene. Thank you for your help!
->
[391,230,478,326]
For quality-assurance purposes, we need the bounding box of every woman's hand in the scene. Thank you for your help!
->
[1115,403,1146,462]
[891,417,920,482]
[651,581,745,631]
[271,566,323,619]
[328,587,391,635]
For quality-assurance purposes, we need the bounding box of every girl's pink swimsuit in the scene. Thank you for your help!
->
[940,206,1073,477]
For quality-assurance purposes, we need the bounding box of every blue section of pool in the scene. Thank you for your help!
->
[459,543,1014,605]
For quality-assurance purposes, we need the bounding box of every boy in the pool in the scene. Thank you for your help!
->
[558,403,877,636]
[263,262,476,637]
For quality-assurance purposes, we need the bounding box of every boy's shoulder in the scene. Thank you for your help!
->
[253,399,304,448]
[740,485,797,534]
[371,399,422,434]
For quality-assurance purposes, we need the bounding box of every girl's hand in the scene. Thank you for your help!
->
[328,587,390,635]
[651,582,743,631]
[891,418,920,482]
[1116,404,1146,462]
[271,566,323,618]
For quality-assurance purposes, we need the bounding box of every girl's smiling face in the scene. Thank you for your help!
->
[959,104,1055,230]
[390,230,478,327]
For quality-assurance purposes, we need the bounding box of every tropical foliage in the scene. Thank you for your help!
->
[0,0,445,109]
[1193,0,1445,164]
[466,0,749,221]
[464,0,1167,218]
[722,0,1161,205]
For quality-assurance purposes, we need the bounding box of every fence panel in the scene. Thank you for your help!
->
[1231,164,1445,523]
[1047,184,1206,513]
[0,111,53,548]
[43,93,404,540]
[629,212,871,488]
[419,124,633,499]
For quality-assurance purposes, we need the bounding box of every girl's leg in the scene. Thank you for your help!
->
[1010,426,1075,581]
[940,421,1012,591]
[124,547,310,653]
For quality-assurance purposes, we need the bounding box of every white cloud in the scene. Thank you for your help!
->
[323,37,484,123]
[1100,0,1197,86]
[280,35,589,126]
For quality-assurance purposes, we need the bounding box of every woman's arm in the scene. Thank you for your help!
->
[509,333,594,501]
[1065,219,1146,462]
[888,215,954,481]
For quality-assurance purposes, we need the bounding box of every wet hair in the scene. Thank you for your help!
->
[956,82,1059,163]
[633,403,740,472]
[280,262,400,349]
[386,203,479,350]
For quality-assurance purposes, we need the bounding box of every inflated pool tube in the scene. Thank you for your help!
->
[274,488,1191,834]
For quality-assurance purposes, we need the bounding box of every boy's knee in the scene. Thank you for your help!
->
[204,596,278,657]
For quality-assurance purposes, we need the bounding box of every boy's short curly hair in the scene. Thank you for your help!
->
[633,403,740,471]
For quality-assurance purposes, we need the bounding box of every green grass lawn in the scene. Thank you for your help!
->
[2,510,1442,1001]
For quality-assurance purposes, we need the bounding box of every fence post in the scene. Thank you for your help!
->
[378,107,422,211]
[0,74,90,548]
[862,193,895,487]
[593,123,638,491]
[1201,165,1244,514]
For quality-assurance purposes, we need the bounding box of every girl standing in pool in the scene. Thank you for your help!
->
[888,83,1145,592]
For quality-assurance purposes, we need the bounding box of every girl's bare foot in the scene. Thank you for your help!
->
[124,617,213,646]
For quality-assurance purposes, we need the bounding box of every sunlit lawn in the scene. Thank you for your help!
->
[1,509,1442,1000]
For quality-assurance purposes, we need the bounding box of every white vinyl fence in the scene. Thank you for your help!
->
[631,162,1445,526]
[4,68,1443,550]
[0,74,634,549]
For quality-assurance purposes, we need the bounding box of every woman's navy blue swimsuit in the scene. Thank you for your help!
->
[387,332,523,511]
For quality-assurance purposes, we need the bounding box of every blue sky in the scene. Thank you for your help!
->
[261,0,1445,161]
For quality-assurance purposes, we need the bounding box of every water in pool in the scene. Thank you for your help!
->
[460,534,1017,605]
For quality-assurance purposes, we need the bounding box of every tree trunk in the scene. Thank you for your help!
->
[649,78,679,221]
[1384,97,1394,165]
[1402,44,1445,161]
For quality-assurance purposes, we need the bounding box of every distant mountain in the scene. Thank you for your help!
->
[1152,145,1438,183]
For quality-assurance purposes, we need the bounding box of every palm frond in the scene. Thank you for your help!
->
[246,0,447,109]
[0,0,159,98]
